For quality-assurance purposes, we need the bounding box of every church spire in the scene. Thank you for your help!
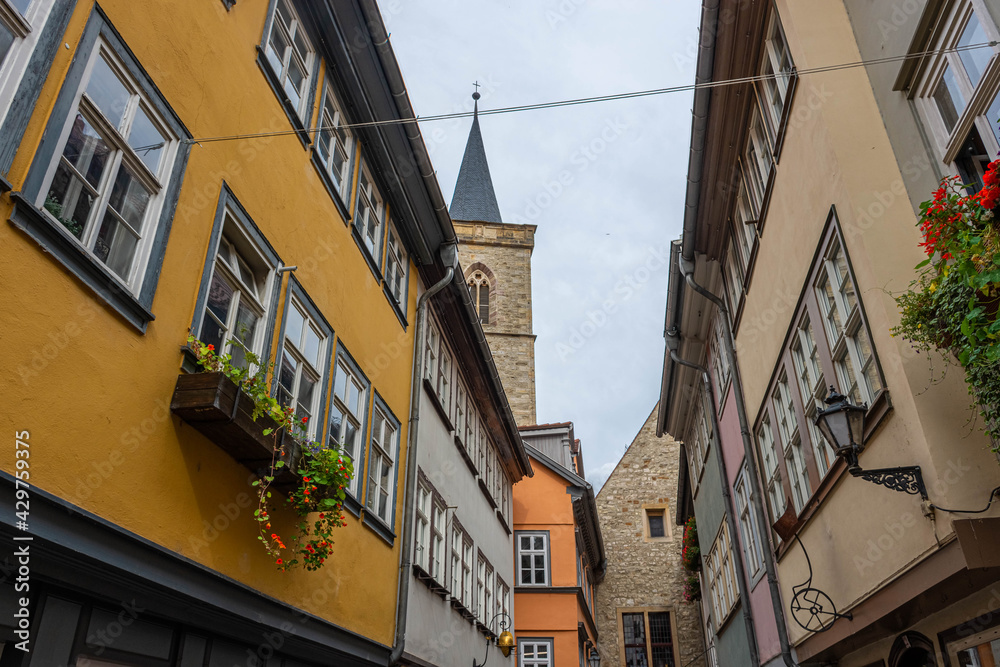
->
[449,87,504,224]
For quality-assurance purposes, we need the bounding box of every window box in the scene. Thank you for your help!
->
[170,371,300,491]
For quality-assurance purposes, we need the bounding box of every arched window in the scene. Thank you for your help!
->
[468,271,490,324]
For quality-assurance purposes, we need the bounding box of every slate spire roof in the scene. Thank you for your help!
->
[449,93,503,224]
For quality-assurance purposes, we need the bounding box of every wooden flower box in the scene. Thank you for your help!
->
[170,372,300,491]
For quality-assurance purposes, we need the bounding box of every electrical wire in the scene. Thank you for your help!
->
[930,485,1000,514]
[175,40,998,147]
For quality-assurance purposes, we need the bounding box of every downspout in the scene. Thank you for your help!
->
[665,329,759,667]
[390,243,458,666]
[677,255,797,667]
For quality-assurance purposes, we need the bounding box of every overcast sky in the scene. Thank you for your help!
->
[382,2,702,492]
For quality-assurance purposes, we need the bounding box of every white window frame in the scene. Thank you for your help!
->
[276,295,328,439]
[791,315,834,478]
[476,554,486,618]
[315,79,354,199]
[431,496,446,583]
[706,522,739,623]
[263,0,315,118]
[36,39,180,292]
[710,314,731,396]
[0,0,58,127]
[462,534,474,607]
[758,11,794,142]
[355,159,386,263]
[454,380,467,444]
[415,480,430,572]
[734,468,763,579]
[437,346,452,413]
[468,270,490,324]
[365,402,399,524]
[519,641,553,667]
[517,532,550,586]
[197,222,274,371]
[450,523,463,597]
[758,415,785,524]
[424,320,439,384]
[913,0,1000,169]
[773,372,811,513]
[385,221,407,306]
[329,354,368,497]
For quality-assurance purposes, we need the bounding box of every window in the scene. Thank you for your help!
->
[498,578,510,622]
[314,81,354,199]
[621,610,677,667]
[643,506,669,541]
[758,11,794,140]
[723,242,744,315]
[415,480,430,572]
[385,222,407,306]
[198,223,273,370]
[710,315,731,395]
[705,523,738,623]
[454,381,467,444]
[744,107,773,211]
[365,401,399,525]
[519,641,552,667]
[424,321,439,384]
[945,624,1000,666]
[0,0,61,136]
[816,240,882,406]
[477,418,487,474]
[437,347,452,413]
[277,290,329,439]
[465,393,477,459]
[500,472,510,525]
[462,535,475,607]
[773,372,811,513]
[791,315,834,477]
[686,397,712,495]
[450,523,463,597]
[484,562,494,622]
[39,41,180,289]
[329,352,368,497]
[758,415,785,524]
[431,497,446,582]
[914,1,1000,186]
[468,270,490,324]
[476,554,486,617]
[755,213,888,534]
[517,532,549,586]
[355,160,386,262]
[734,467,763,579]
[264,0,315,117]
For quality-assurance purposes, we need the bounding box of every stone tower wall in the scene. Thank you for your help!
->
[455,220,537,426]
[595,405,707,667]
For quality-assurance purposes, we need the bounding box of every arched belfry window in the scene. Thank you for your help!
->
[469,271,490,324]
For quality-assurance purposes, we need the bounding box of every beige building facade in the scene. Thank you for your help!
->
[595,406,707,667]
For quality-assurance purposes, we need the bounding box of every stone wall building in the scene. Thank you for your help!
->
[595,405,706,667]
[450,94,537,426]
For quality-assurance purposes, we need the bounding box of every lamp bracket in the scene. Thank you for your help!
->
[849,465,928,500]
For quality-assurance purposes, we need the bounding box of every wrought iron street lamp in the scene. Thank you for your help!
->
[472,612,514,667]
[814,386,928,500]
[586,643,601,667]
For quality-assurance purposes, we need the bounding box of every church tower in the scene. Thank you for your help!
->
[451,91,537,426]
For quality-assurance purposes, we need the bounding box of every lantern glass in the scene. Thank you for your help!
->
[816,407,852,454]
[497,631,514,658]
[588,648,601,667]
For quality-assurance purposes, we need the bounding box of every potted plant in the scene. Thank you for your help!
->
[681,517,702,603]
[892,165,1000,452]
[181,337,354,570]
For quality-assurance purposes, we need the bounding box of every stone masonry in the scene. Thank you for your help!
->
[455,220,537,426]
[595,404,706,667]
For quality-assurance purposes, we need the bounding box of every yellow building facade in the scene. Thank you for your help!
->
[0,0,464,663]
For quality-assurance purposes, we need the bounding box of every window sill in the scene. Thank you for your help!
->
[423,378,454,431]
[351,223,384,284]
[773,389,894,561]
[478,478,498,510]
[343,492,362,518]
[0,172,11,193]
[495,508,511,535]
[413,564,449,598]
[254,46,311,150]
[383,281,408,330]
[309,148,353,226]
[8,193,155,332]
[362,509,396,545]
[454,434,478,476]
[450,598,477,623]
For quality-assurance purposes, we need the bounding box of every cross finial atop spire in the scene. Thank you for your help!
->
[472,80,481,101]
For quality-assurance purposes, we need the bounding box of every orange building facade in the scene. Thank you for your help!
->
[514,423,605,667]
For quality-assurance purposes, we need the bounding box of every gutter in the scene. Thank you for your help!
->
[665,327,759,667]
[390,243,457,666]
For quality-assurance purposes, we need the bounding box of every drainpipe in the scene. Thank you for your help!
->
[677,255,798,667]
[665,329,760,667]
[390,243,458,666]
